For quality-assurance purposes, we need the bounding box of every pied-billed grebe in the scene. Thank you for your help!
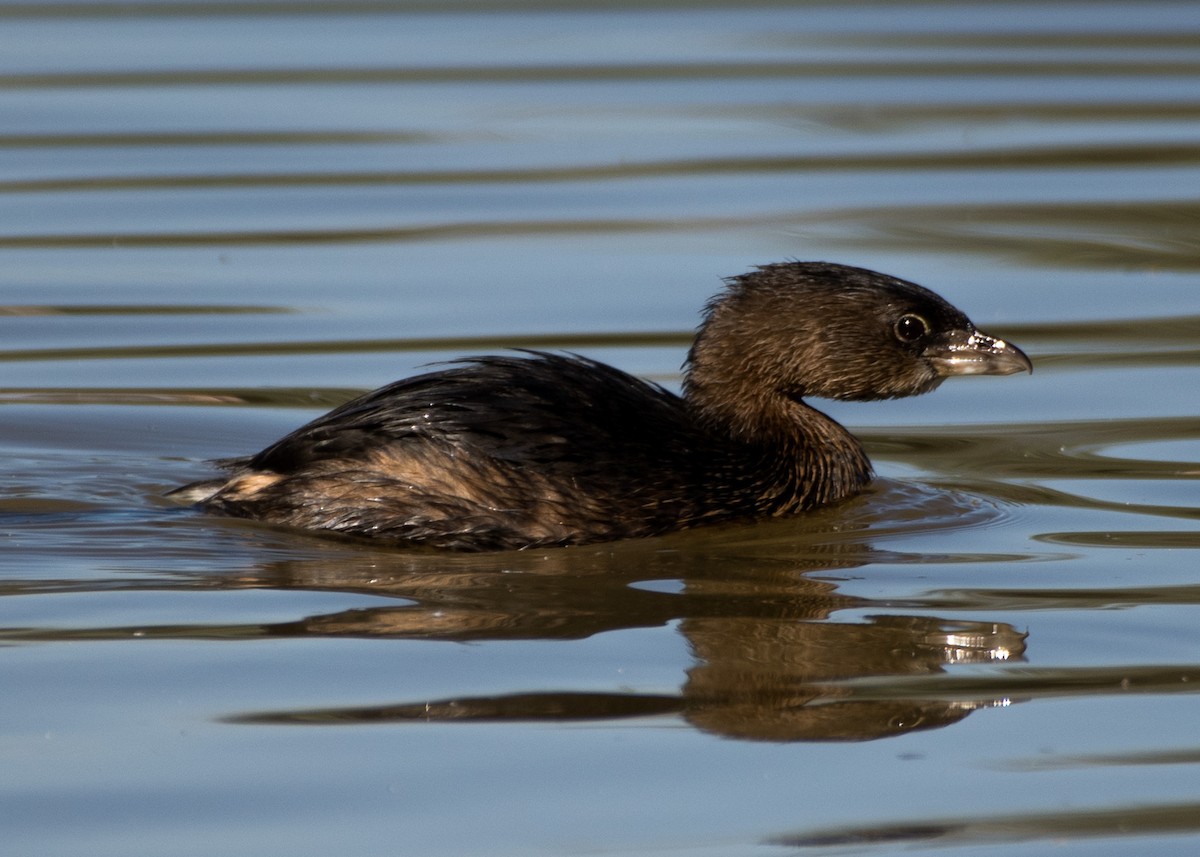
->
[170,262,1030,550]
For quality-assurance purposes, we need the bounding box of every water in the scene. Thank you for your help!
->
[3,1,1200,855]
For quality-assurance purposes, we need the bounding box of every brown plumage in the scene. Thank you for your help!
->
[169,262,1030,550]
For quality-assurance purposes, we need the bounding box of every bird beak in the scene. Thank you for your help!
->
[924,329,1033,377]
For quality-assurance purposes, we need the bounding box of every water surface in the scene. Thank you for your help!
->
[3,2,1200,855]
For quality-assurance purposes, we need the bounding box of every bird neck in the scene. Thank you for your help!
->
[684,375,872,514]
[775,398,873,513]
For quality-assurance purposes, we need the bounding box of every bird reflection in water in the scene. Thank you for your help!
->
[225,484,1027,742]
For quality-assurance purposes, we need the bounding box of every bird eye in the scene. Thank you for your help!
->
[894,314,930,343]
